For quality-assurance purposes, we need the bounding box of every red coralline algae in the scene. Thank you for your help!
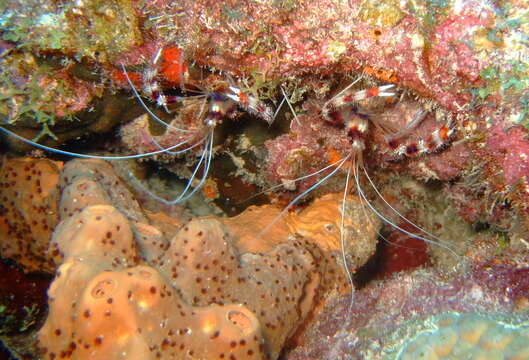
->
[443,124,529,233]
[0,0,525,240]
[134,0,516,111]
[284,248,529,360]
[264,102,350,196]
[375,222,431,277]
[485,125,529,187]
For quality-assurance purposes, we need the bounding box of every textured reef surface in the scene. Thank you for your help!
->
[0,0,528,359]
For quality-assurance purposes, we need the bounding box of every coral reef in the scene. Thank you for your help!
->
[0,0,141,63]
[1,0,528,359]
[0,52,99,124]
[0,0,527,240]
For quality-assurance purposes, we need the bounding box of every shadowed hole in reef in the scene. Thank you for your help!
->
[0,90,146,159]
[353,226,432,289]
[0,342,16,360]
[424,178,444,191]
[353,234,387,289]
[0,258,53,359]
[353,177,460,288]
[1,126,123,162]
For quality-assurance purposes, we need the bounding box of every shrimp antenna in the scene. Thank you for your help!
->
[340,155,356,303]
[322,77,362,109]
[121,64,196,134]
[0,126,196,160]
[281,86,301,126]
[354,163,460,258]
[257,154,351,239]
[239,157,350,204]
[361,166,453,249]
[127,131,214,204]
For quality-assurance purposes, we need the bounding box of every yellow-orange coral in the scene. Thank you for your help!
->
[220,192,380,315]
[364,65,399,84]
[41,206,266,360]
[158,217,317,359]
[223,192,380,270]
[59,159,147,222]
[288,193,380,265]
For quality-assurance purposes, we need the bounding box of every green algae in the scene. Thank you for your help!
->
[0,53,76,138]
[405,0,452,35]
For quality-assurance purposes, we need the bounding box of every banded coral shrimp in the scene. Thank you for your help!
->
[118,46,281,209]
[0,46,275,209]
[260,78,464,319]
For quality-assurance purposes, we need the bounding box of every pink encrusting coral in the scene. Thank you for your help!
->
[485,125,529,187]
[264,101,350,195]
[284,247,529,360]
[139,0,521,111]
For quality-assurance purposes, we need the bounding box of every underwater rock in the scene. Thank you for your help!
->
[395,312,529,360]
[1,0,141,63]
[0,0,528,358]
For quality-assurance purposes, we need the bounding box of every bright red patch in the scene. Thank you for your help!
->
[111,69,141,86]
[160,47,187,84]
[377,223,430,277]
[438,125,449,141]
[366,87,380,97]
